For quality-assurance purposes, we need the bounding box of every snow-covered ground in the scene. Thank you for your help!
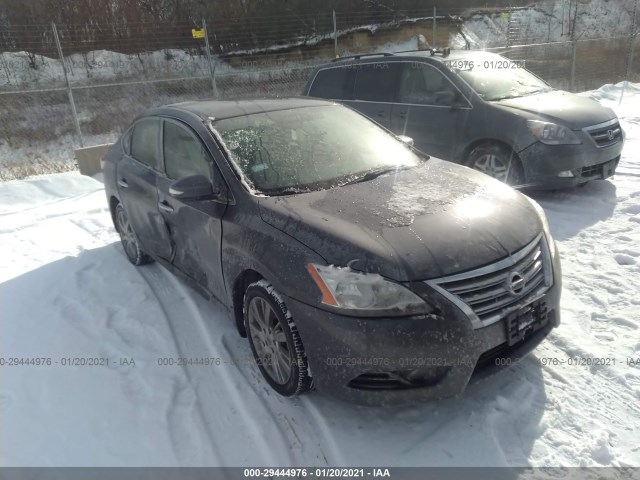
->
[1,83,640,468]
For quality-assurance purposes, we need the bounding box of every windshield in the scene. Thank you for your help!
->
[214,105,423,195]
[454,57,552,101]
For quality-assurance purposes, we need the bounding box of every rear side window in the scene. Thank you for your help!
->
[353,62,402,102]
[308,67,351,99]
[131,118,161,170]
[163,121,211,180]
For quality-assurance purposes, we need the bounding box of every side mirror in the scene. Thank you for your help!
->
[169,174,218,200]
[397,135,414,147]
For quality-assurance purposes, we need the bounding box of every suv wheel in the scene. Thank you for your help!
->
[244,280,313,396]
[467,143,525,186]
[115,203,154,266]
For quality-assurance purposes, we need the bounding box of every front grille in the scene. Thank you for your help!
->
[427,234,552,328]
[585,121,622,148]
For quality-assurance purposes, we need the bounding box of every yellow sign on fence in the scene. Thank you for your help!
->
[192,28,205,39]
[502,12,510,21]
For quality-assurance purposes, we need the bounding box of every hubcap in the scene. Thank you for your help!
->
[473,154,510,183]
[248,297,292,385]
[117,209,138,260]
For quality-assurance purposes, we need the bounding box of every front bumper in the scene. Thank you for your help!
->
[518,134,624,189]
[285,242,562,404]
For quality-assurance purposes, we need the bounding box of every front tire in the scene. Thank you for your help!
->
[115,203,153,266]
[244,280,312,396]
[467,143,525,186]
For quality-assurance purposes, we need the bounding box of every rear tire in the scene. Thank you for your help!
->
[467,143,525,186]
[115,203,154,266]
[244,280,313,397]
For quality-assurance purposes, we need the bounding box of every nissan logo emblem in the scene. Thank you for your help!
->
[607,129,615,141]
[505,271,526,296]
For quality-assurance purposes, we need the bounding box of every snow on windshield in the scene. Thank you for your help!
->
[453,55,552,101]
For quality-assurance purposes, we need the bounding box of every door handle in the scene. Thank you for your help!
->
[118,178,129,188]
[376,110,386,117]
[158,201,174,213]
[399,111,408,119]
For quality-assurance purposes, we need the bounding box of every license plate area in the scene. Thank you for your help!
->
[506,300,549,346]
[601,158,618,179]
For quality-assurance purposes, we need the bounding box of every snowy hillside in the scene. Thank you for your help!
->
[1,82,639,468]
[456,0,636,48]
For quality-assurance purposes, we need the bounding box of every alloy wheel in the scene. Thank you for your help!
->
[116,208,139,261]
[473,153,510,182]
[247,296,293,385]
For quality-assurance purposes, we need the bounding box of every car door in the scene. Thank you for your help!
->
[156,118,228,302]
[117,117,173,259]
[390,62,471,160]
[342,61,402,129]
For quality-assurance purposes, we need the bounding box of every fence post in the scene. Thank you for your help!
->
[570,38,577,92]
[621,0,638,105]
[432,7,437,46]
[333,10,338,58]
[51,21,83,148]
[202,19,219,99]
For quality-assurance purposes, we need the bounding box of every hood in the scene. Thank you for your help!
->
[495,90,616,129]
[258,160,542,282]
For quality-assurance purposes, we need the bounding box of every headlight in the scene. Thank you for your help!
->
[307,264,433,316]
[526,120,581,145]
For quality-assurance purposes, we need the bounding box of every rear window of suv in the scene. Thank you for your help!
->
[309,67,351,99]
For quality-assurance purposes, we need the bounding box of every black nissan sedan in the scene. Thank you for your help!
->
[103,98,562,403]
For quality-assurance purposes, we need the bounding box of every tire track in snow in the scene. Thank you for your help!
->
[124,257,223,466]
[299,397,346,466]
[138,261,294,465]
[218,331,340,465]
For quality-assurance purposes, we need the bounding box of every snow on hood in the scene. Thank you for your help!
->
[259,160,541,281]
[495,90,617,129]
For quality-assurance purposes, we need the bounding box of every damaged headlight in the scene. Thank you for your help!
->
[306,264,433,316]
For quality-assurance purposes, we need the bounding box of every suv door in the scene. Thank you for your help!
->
[117,117,173,259]
[344,62,402,129]
[156,119,228,302]
[390,62,470,159]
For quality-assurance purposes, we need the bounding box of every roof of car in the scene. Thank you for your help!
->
[166,97,337,120]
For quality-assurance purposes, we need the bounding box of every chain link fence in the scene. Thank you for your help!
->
[0,5,639,180]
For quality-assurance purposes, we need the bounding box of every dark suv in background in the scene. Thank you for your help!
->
[303,50,624,189]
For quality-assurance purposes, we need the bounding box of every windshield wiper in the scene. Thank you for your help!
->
[264,187,310,196]
[491,88,551,101]
[342,165,411,186]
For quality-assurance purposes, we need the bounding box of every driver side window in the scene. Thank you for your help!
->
[398,63,456,106]
[163,121,212,180]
